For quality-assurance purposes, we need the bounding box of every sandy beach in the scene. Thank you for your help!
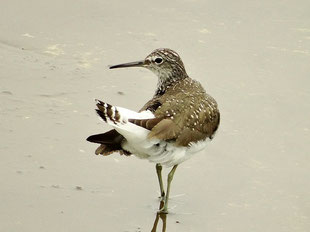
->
[1,0,309,231]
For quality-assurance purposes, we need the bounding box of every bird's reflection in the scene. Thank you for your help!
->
[151,200,167,232]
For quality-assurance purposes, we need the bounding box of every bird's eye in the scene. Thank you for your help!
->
[154,57,163,64]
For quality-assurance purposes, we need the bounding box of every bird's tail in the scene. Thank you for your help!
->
[94,99,155,142]
[87,99,160,156]
[87,100,131,155]
[87,99,153,156]
[95,99,124,124]
[86,129,130,156]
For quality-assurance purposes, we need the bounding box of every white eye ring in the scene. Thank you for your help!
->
[154,57,163,64]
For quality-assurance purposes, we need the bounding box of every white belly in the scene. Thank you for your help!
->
[108,108,210,167]
[122,138,210,167]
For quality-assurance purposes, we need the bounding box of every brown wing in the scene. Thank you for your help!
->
[129,78,220,147]
[128,117,162,130]
[147,119,179,140]
[130,96,218,146]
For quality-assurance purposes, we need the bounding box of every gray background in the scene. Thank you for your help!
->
[0,0,309,231]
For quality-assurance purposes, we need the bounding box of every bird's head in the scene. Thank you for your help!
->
[109,48,188,82]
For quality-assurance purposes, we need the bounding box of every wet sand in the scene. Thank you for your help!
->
[1,0,310,231]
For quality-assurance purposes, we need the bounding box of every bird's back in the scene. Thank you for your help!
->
[139,76,220,146]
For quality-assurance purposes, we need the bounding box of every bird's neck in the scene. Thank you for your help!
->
[155,72,188,96]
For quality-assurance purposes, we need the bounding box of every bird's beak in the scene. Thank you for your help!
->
[109,60,144,69]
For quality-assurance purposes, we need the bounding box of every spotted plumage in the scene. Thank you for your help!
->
[138,77,219,146]
[87,48,220,213]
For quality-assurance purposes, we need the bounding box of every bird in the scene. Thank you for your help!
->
[87,48,220,213]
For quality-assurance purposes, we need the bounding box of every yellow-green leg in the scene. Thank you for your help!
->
[160,165,178,214]
[156,164,165,198]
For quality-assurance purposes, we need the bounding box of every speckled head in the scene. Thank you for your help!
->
[109,48,188,82]
[143,48,187,80]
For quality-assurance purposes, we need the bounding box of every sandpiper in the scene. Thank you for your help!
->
[87,48,220,213]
